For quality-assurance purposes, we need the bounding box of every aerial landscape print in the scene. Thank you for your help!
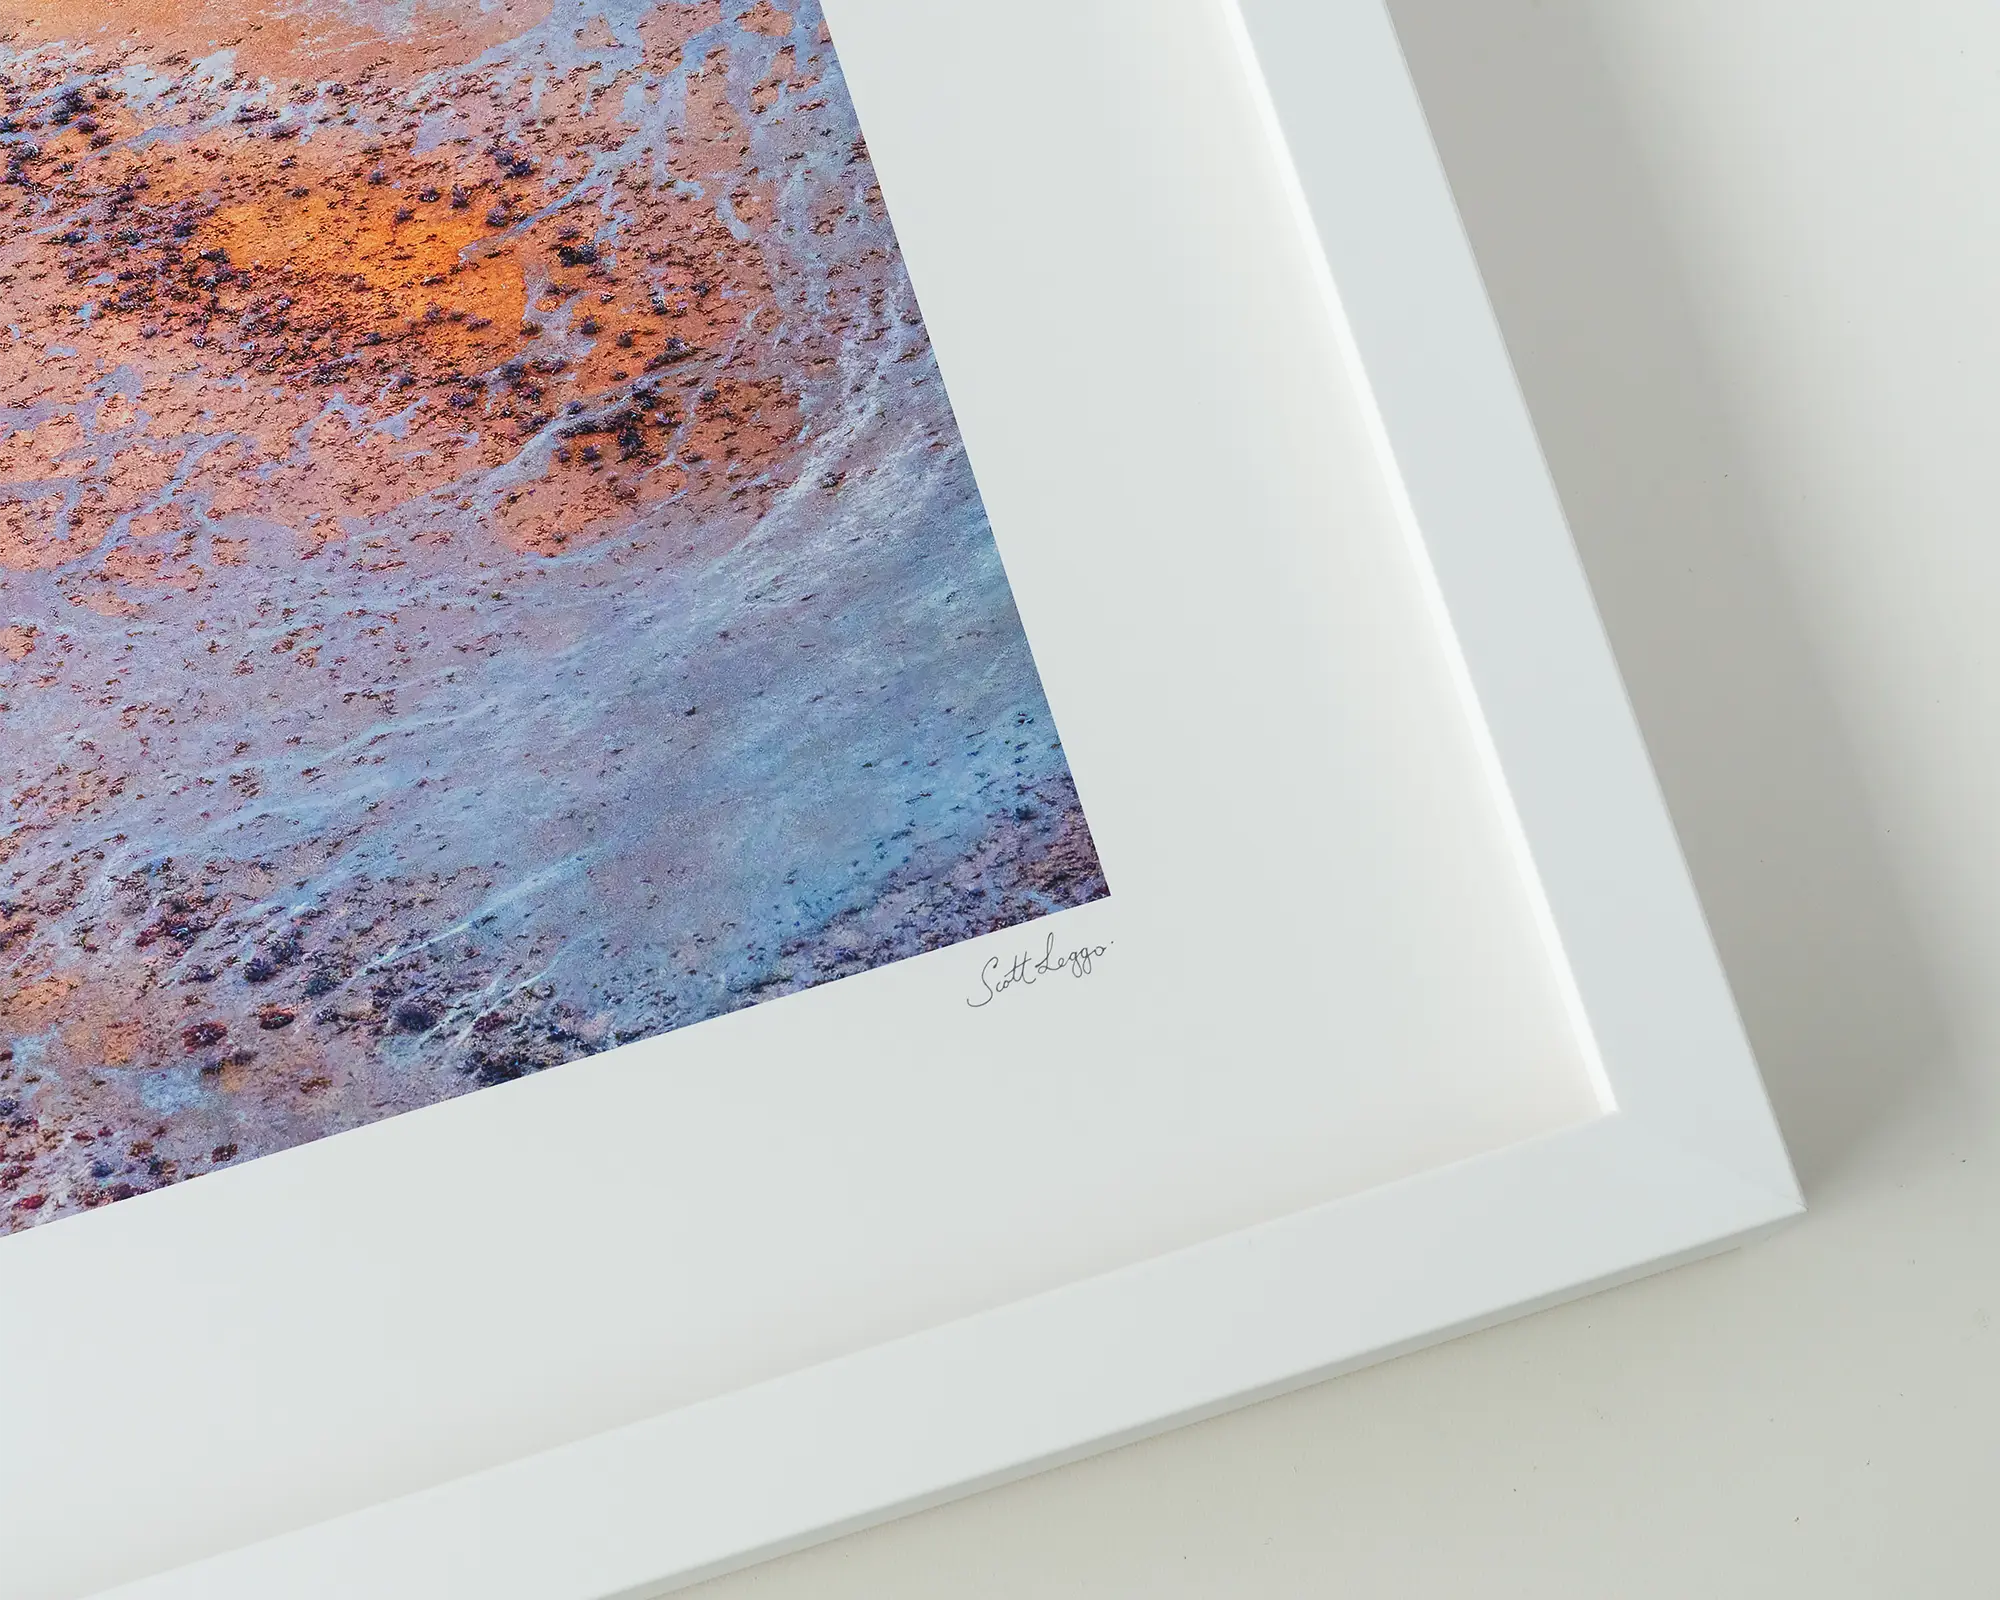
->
[0,0,1104,1232]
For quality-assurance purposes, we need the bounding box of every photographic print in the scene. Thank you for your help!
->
[0,0,1104,1233]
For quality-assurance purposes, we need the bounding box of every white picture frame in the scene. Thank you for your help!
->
[4,2,1798,1596]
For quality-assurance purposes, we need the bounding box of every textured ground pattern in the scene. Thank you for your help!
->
[0,0,1103,1232]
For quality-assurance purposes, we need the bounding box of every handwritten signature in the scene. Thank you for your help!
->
[967,929,1111,1008]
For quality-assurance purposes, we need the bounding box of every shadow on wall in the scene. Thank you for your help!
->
[1382,0,1950,1193]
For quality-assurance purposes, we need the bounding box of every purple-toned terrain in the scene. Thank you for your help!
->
[0,0,1103,1232]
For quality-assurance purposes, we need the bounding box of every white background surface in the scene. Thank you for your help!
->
[682,3,2000,1595]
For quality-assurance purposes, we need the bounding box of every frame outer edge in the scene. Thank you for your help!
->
[1231,0,1799,1208]
[94,1118,1795,1600]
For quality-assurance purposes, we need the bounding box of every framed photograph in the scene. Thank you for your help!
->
[0,1,1798,1596]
